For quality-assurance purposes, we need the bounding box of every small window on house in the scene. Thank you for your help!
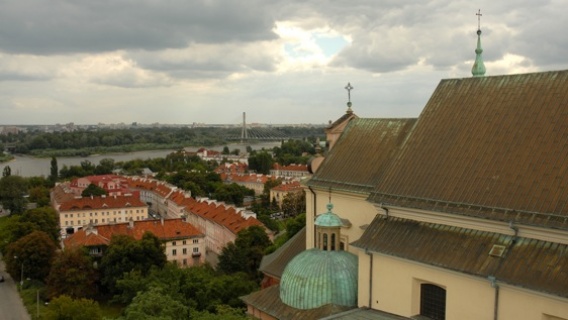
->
[420,283,446,320]
[183,259,187,266]
[193,247,199,253]
[172,241,176,246]
[193,239,199,244]
[172,249,177,256]
[183,248,187,254]
[182,240,187,245]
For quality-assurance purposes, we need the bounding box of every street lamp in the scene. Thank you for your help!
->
[14,255,23,288]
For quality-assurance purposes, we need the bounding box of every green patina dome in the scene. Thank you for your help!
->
[315,203,343,227]
[280,248,358,309]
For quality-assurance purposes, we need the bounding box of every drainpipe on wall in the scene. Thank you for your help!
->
[366,249,373,308]
[488,276,499,320]
[308,186,317,247]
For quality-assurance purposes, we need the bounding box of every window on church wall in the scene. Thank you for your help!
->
[323,234,328,251]
[420,283,446,320]
[331,233,336,251]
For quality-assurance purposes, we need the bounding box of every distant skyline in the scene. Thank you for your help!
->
[1,1,567,125]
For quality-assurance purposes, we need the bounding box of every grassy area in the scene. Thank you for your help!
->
[20,282,49,320]
[0,153,14,163]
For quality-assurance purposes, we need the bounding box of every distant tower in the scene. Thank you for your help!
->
[241,112,248,143]
[472,9,486,77]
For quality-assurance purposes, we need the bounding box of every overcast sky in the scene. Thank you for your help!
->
[1,0,567,125]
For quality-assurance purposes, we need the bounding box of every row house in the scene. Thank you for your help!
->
[122,176,271,255]
[270,163,310,179]
[269,181,304,207]
[57,194,148,238]
[63,218,205,266]
[125,177,177,218]
[182,198,270,254]
[69,174,131,196]
[214,162,248,175]
[219,172,277,195]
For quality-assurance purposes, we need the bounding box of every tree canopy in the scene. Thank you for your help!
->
[44,295,103,320]
[81,183,108,197]
[5,230,57,282]
[46,248,99,300]
[100,232,166,293]
[217,226,271,282]
[0,175,28,214]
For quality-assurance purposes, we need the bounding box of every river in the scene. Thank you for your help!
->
[0,142,280,177]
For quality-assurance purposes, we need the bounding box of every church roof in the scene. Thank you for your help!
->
[259,227,306,279]
[369,70,568,230]
[241,285,354,320]
[315,203,343,227]
[352,215,568,299]
[280,249,358,309]
[308,118,416,194]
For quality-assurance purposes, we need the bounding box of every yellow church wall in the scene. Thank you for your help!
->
[363,252,568,320]
[304,186,377,252]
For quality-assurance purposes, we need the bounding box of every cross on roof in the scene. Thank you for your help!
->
[476,9,482,30]
[345,82,353,102]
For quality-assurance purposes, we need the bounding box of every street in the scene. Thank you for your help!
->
[0,255,31,320]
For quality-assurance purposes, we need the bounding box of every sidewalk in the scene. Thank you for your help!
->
[0,255,31,320]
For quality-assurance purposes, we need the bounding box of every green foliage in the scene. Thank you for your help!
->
[50,156,58,182]
[114,263,256,314]
[5,230,57,282]
[217,226,271,282]
[18,207,61,244]
[46,248,99,299]
[281,191,306,218]
[191,305,248,320]
[100,233,166,293]
[247,151,274,174]
[121,286,188,320]
[212,183,254,207]
[2,165,11,177]
[44,295,103,320]
[81,183,108,197]
[0,174,28,214]
[272,139,316,165]
[286,213,306,239]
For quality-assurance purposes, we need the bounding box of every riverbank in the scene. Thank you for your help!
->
[0,153,15,163]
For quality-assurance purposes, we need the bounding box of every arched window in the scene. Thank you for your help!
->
[331,233,336,251]
[323,234,328,251]
[420,283,446,320]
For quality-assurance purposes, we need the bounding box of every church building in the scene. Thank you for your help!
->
[243,16,568,320]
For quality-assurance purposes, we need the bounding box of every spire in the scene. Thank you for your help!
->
[344,82,354,114]
[472,9,486,77]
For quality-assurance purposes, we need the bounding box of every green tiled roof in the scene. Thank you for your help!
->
[315,203,343,227]
[280,248,358,309]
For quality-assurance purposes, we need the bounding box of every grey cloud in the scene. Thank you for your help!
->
[0,0,277,55]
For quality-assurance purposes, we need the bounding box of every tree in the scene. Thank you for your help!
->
[50,156,58,182]
[44,295,103,320]
[18,207,60,243]
[247,151,274,175]
[222,146,230,155]
[100,233,166,293]
[281,191,306,218]
[46,248,99,299]
[0,175,28,214]
[191,305,249,320]
[95,158,115,175]
[81,183,108,197]
[2,165,11,177]
[285,213,306,239]
[217,226,271,282]
[5,231,57,282]
[121,286,188,320]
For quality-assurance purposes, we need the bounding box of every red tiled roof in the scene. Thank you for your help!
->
[272,164,309,172]
[184,199,265,234]
[64,218,203,248]
[271,181,302,192]
[59,194,146,211]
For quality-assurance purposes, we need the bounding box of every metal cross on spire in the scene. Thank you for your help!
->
[345,82,353,102]
[476,9,482,30]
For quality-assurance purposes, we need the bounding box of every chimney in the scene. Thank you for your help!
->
[160,216,164,226]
